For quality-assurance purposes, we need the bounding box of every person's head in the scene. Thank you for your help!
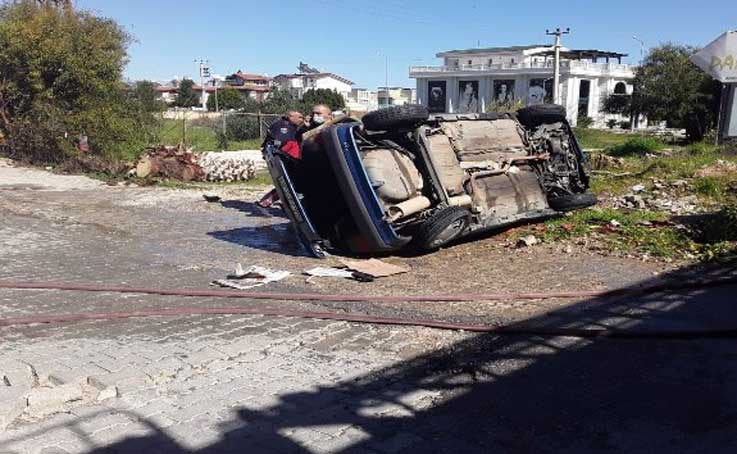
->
[286,110,304,127]
[309,104,333,127]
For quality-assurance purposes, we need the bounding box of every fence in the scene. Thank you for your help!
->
[159,110,281,151]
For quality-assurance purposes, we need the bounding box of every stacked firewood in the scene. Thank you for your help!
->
[197,152,257,182]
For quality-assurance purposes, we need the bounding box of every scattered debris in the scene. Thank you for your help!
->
[198,152,257,182]
[202,194,222,203]
[212,264,290,290]
[695,159,737,178]
[609,219,622,228]
[516,235,539,248]
[338,258,410,278]
[610,178,702,215]
[133,145,204,181]
[305,267,374,282]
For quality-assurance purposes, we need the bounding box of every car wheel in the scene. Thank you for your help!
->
[548,192,597,212]
[362,104,429,132]
[412,206,471,251]
[516,104,567,128]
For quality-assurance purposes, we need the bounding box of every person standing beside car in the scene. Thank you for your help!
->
[263,110,305,159]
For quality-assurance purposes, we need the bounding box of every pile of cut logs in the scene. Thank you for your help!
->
[134,145,204,181]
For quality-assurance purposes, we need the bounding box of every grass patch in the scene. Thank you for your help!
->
[151,171,273,189]
[607,136,664,157]
[512,208,708,260]
[574,128,653,149]
[158,119,261,151]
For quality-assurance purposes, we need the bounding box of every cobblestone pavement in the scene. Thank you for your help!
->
[2,167,737,453]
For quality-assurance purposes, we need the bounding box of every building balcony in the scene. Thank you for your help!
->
[410,60,634,77]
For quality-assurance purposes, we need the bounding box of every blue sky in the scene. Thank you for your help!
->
[78,0,736,88]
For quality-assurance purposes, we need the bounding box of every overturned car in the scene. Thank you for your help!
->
[263,104,596,257]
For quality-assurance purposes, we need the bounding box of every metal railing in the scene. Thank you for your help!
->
[410,60,633,74]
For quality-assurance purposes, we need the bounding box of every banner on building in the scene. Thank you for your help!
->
[427,81,447,113]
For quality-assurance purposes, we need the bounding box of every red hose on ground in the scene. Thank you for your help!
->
[1,276,736,303]
[1,278,737,338]
[1,305,737,339]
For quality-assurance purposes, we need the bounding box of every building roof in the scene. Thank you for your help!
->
[534,49,628,60]
[230,71,271,81]
[437,44,550,57]
[274,72,354,86]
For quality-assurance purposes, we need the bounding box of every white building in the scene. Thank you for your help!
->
[274,65,354,102]
[346,88,379,113]
[377,87,417,108]
[410,44,635,127]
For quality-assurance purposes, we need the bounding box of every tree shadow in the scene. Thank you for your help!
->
[6,258,737,453]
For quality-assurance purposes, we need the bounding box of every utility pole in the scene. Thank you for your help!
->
[195,59,210,110]
[631,36,645,131]
[546,27,570,105]
[632,35,645,64]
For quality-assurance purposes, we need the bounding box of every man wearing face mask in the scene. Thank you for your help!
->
[306,104,333,130]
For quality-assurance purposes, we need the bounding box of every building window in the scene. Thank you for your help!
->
[511,58,515,64]
[488,58,493,65]
[614,82,627,94]
[468,60,472,65]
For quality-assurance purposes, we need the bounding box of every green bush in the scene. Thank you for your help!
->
[606,119,618,129]
[608,136,663,156]
[619,121,632,129]
[225,115,260,141]
[0,1,161,165]
[577,116,594,129]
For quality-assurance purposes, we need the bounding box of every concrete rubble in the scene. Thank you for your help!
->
[610,178,703,215]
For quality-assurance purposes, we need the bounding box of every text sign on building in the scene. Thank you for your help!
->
[691,30,737,83]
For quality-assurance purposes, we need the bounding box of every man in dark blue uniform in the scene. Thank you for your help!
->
[264,110,305,160]
[258,110,306,208]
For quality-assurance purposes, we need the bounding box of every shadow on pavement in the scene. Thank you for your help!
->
[208,223,312,258]
[14,258,737,453]
[219,200,285,219]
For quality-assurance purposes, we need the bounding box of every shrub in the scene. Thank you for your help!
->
[577,116,594,129]
[606,119,619,129]
[608,136,664,156]
[619,121,632,129]
[225,115,260,141]
[0,1,161,165]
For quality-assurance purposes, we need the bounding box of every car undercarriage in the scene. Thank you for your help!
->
[264,104,596,256]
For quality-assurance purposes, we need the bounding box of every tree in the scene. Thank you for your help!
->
[302,88,346,111]
[175,79,199,108]
[260,88,305,115]
[631,43,721,141]
[0,0,160,163]
[207,87,245,111]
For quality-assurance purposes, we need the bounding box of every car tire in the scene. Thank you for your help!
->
[412,206,471,251]
[362,104,429,132]
[516,104,567,128]
[548,192,597,212]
